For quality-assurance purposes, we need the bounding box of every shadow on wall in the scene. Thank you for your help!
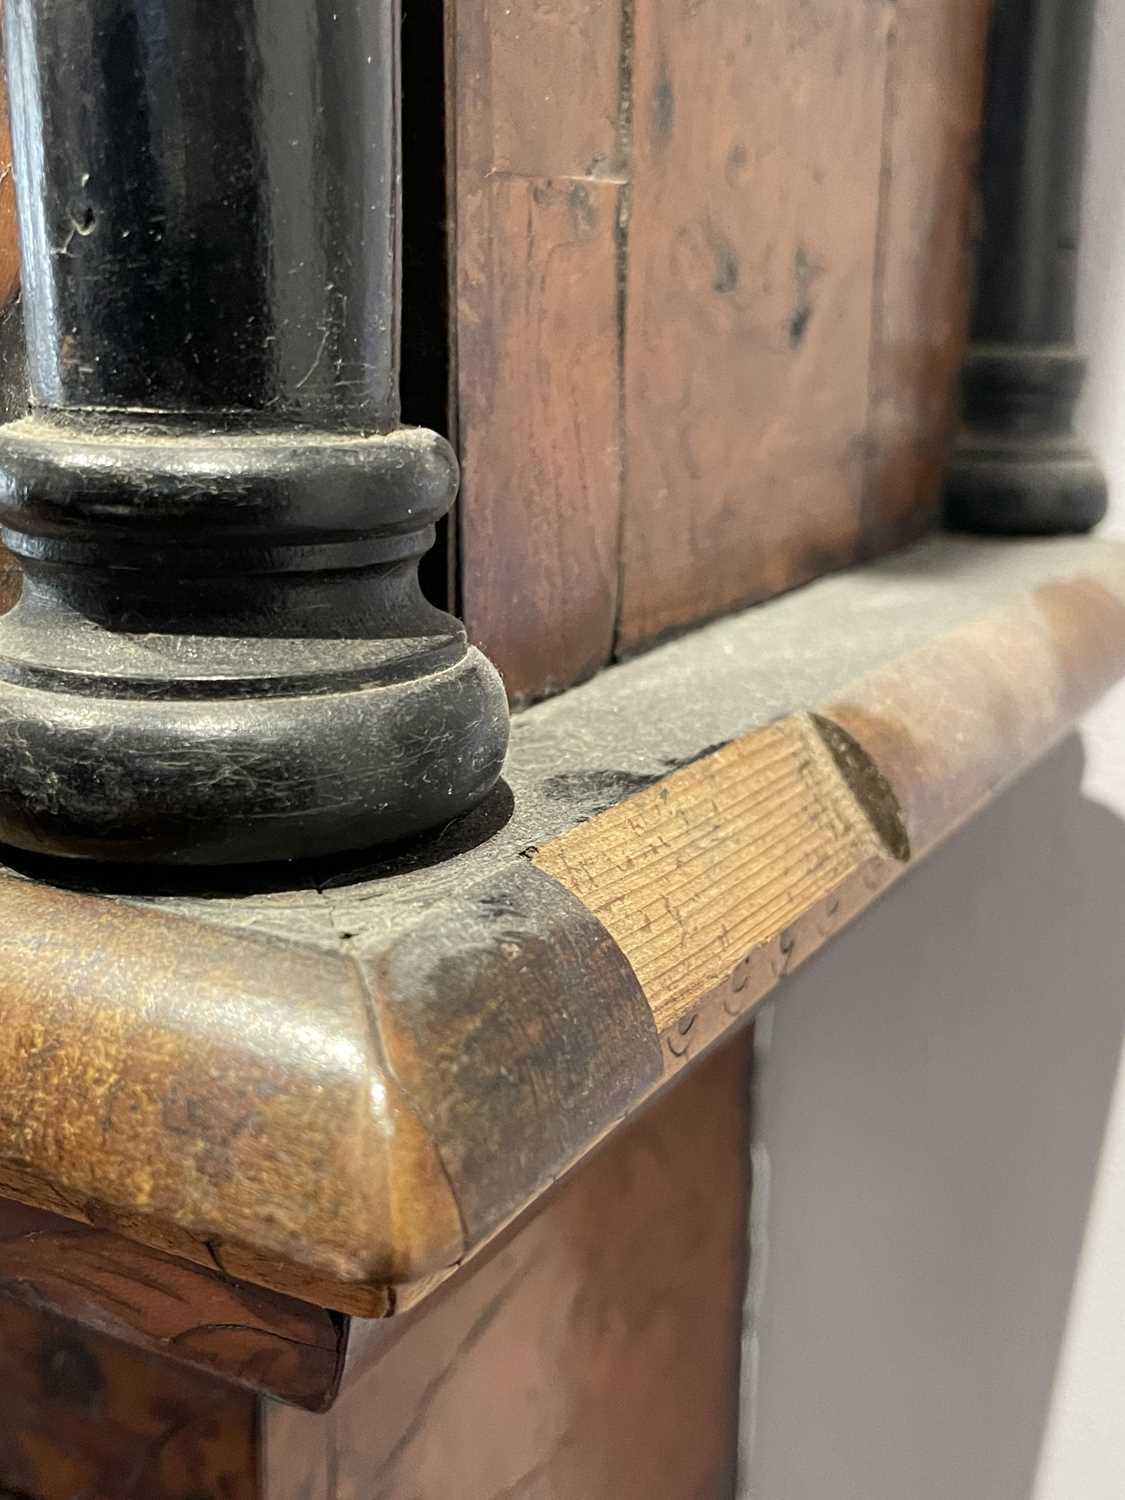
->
[743,733,1125,1500]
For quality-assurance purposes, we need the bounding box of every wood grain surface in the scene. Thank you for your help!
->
[0,881,462,1314]
[827,576,1125,858]
[534,713,903,1032]
[0,538,1122,1325]
[0,20,18,311]
[862,0,992,553]
[616,0,888,649]
[0,19,24,560]
[0,1299,257,1500]
[0,1199,344,1409]
[451,0,626,702]
[0,549,18,613]
[365,861,662,1253]
[265,1030,752,1500]
[449,0,989,699]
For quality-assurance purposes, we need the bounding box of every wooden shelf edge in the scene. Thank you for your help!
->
[1,535,1123,1333]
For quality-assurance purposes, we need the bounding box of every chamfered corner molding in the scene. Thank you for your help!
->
[946,0,1107,536]
[0,0,508,865]
[0,534,1123,1319]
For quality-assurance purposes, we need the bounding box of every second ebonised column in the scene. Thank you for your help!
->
[946,0,1107,534]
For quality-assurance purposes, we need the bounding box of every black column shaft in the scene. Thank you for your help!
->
[946,0,1107,534]
[0,0,508,866]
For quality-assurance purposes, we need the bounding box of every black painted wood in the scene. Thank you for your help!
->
[0,0,508,865]
[946,0,1107,535]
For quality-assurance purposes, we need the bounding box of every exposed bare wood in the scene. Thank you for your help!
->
[534,714,901,1032]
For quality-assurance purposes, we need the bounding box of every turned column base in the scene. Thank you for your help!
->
[0,415,509,866]
[945,345,1107,536]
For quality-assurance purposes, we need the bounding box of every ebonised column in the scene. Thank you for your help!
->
[0,0,508,864]
[945,0,1107,534]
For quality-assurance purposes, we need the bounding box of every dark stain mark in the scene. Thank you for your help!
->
[725,141,748,186]
[660,740,732,772]
[706,220,740,294]
[650,51,675,146]
[541,767,664,813]
[773,927,797,977]
[568,181,596,235]
[788,302,813,347]
[811,714,911,862]
[614,0,636,174]
[41,1336,105,1409]
[667,1030,692,1058]
[201,1237,228,1275]
[539,746,735,822]
[789,245,824,348]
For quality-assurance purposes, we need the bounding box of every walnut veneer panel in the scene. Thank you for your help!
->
[265,1032,751,1500]
[0,1300,257,1500]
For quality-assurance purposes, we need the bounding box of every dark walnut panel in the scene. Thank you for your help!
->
[0,1200,344,1410]
[450,0,990,696]
[264,1032,753,1500]
[0,1299,258,1500]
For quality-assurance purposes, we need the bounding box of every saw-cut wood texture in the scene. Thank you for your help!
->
[533,714,901,1032]
[450,0,990,699]
[264,1031,751,1500]
[0,1298,258,1500]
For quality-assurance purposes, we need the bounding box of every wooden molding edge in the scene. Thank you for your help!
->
[0,882,463,1318]
[532,711,907,1035]
[0,537,1123,1328]
[0,1199,346,1410]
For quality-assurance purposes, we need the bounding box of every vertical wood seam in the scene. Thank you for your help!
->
[860,0,900,545]
[612,0,637,663]
[444,0,462,615]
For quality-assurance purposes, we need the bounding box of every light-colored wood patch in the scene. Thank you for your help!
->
[534,712,898,1033]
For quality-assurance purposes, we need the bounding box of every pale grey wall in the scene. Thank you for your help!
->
[739,4,1125,1492]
